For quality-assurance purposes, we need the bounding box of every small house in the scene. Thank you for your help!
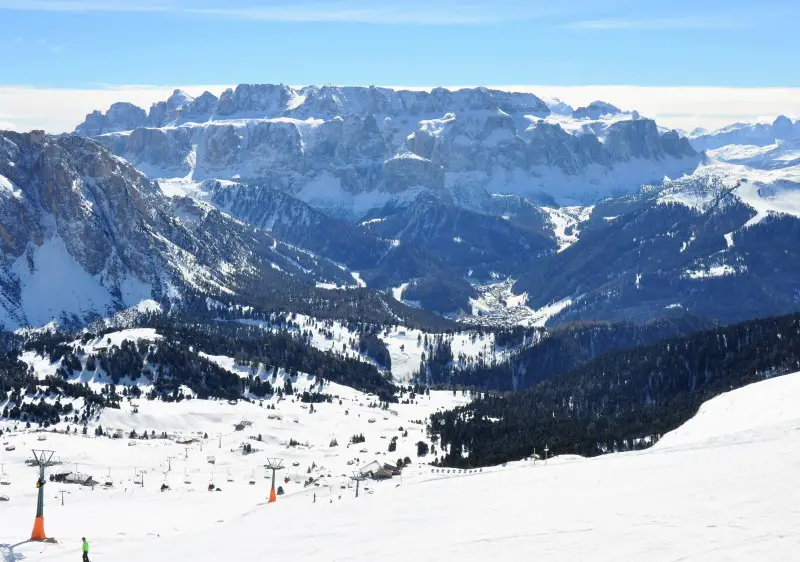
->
[372,468,393,480]
[359,460,390,479]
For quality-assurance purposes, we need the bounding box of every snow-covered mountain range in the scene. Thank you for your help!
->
[74,85,699,217]
[1,85,798,329]
[2,84,799,562]
[689,115,800,172]
[0,131,430,330]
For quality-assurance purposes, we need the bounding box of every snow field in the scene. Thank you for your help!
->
[3,371,800,560]
[0,382,469,555]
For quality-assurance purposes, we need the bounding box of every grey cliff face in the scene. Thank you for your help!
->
[572,101,622,120]
[73,84,699,215]
[74,102,147,136]
[0,131,355,329]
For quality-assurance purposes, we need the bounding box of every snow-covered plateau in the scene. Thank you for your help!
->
[2,366,800,561]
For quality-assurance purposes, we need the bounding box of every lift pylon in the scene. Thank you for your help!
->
[264,458,284,503]
[30,449,55,541]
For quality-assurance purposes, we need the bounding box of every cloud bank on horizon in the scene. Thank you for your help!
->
[1,84,799,135]
[0,2,795,134]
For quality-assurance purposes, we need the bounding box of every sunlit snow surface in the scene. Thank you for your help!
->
[658,160,800,224]
[3,366,800,561]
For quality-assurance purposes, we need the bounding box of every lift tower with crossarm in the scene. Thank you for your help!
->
[31,449,55,541]
[264,458,284,503]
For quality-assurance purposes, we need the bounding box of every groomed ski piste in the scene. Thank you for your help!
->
[3,369,800,561]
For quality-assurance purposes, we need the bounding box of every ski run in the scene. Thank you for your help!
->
[2,366,800,561]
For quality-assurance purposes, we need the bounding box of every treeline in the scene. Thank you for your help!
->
[202,273,462,331]
[0,347,118,425]
[2,314,401,422]
[429,312,800,468]
[422,315,712,391]
[149,321,398,401]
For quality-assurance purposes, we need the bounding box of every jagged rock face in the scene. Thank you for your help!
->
[191,91,220,116]
[0,131,357,329]
[217,84,293,116]
[74,102,147,136]
[383,154,444,194]
[572,101,622,120]
[605,119,665,161]
[0,132,161,274]
[125,127,193,171]
[660,131,697,158]
[74,84,699,215]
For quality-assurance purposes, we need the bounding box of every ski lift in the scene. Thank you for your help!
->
[0,472,9,486]
[248,469,256,485]
[0,494,9,502]
[226,469,234,483]
[183,470,192,485]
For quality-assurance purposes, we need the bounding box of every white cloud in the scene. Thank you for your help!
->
[0,0,174,12]
[0,0,534,24]
[1,84,799,134]
[504,85,800,132]
[0,84,229,133]
[563,16,744,30]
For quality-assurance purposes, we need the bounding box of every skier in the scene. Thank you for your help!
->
[81,538,90,562]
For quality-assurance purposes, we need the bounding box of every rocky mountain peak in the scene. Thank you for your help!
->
[74,102,147,136]
[572,101,623,120]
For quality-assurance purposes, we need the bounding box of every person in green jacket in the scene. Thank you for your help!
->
[82,537,90,562]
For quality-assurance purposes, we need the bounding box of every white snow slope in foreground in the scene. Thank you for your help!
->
[4,372,800,561]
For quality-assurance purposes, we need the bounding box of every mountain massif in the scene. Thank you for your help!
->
[0,84,797,331]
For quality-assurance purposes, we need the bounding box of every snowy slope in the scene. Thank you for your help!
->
[654,373,800,450]
[235,314,498,383]
[656,161,800,225]
[3,372,800,561]
[0,131,376,330]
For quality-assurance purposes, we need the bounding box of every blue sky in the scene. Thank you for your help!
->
[0,0,797,88]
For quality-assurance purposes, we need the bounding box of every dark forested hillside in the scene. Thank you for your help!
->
[421,314,712,390]
[0,316,401,427]
[151,321,397,401]
[429,312,800,468]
